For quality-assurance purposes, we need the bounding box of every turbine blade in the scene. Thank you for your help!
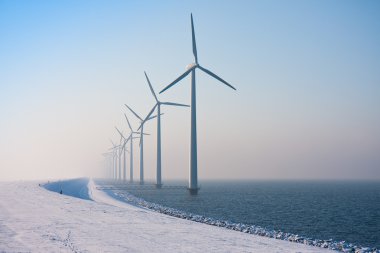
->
[159,68,193,94]
[148,115,157,120]
[125,104,143,121]
[124,113,133,131]
[148,113,164,121]
[161,102,190,107]
[136,127,151,135]
[144,71,158,102]
[121,136,129,150]
[110,139,116,147]
[141,104,157,125]
[123,135,132,149]
[198,65,236,90]
[191,13,198,64]
[128,133,134,141]
[115,126,126,140]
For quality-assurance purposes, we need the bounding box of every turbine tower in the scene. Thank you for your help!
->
[143,72,189,188]
[109,140,119,180]
[125,105,154,185]
[113,135,124,181]
[102,152,113,179]
[124,114,140,183]
[117,134,123,181]
[159,14,236,194]
[115,127,130,182]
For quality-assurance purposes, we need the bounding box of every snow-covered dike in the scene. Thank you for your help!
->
[0,180,336,253]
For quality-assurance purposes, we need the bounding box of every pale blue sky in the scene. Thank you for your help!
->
[1,0,379,180]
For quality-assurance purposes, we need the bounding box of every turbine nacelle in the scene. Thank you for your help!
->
[186,63,198,70]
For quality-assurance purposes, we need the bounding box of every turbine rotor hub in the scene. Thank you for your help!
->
[186,63,198,70]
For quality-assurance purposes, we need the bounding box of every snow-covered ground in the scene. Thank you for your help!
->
[0,179,337,253]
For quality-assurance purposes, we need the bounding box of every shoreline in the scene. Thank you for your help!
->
[0,178,354,252]
[93,179,379,253]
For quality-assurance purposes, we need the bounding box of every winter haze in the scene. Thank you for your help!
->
[1,1,379,181]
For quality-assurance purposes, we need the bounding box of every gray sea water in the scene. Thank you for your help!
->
[101,180,380,249]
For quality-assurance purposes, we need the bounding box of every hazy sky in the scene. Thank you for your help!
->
[1,0,379,181]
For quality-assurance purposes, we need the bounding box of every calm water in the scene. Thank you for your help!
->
[103,180,380,249]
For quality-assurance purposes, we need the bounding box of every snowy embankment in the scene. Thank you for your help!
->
[0,179,337,253]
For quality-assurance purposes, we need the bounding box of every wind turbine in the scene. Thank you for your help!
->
[111,136,123,181]
[109,140,120,180]
[102,152,113,179]
[124,114,140,183]
[125,105,154,185]
[117,134,123,181]
[159,14,236,194]
[143,72,189,188]
[115,127,130,182]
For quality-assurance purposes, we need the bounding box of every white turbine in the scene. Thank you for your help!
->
[125,105,154,185]
[143,72,189,188]
[123,114,141,183]
[112,135,123,181]
[102,152,113,179]
[115,127,130,182]
[117,134,123,181]
[109,140,120,180]
[159,14,236,194]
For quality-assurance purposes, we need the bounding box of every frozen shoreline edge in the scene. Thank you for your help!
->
[89,179,378,253]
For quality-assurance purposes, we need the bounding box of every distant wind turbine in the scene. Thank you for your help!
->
[109,139,120,180]
[143,71,189,187]
[125,104,154,185]
[115,127,130,182]
[117,134,123,181]
[111,135,123,181]
[102,152,113,179]
[124,114,140,183]
[159,14,236,194]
